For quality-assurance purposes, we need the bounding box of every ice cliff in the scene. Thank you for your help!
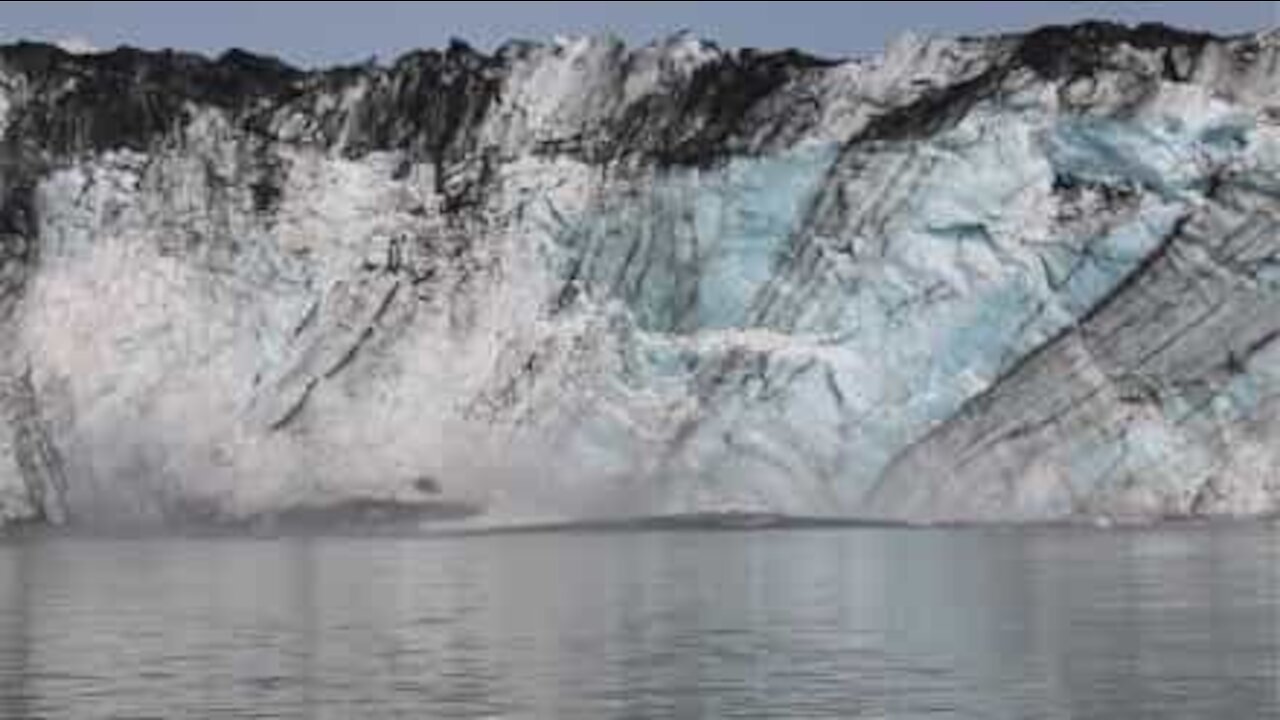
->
[0,22,1278,528]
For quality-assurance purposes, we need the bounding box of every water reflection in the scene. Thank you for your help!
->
[0,545,31,718]
[0,524,1276,718]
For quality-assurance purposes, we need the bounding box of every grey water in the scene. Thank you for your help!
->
[1,523,1278,719]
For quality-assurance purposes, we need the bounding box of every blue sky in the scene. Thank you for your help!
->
[0,1,1271,66]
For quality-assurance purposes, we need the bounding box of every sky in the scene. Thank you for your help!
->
[0,1,1271,67]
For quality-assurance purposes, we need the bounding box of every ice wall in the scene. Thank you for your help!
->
[1,22,1279,527]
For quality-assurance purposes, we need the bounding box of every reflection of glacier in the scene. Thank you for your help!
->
[3,23,1280,527]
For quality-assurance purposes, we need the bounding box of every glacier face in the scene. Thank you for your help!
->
[1,22,1279,528]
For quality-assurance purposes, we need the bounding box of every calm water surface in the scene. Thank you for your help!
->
[0,523,1278,718]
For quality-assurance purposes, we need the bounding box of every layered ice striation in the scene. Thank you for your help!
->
[0,22,1279,528]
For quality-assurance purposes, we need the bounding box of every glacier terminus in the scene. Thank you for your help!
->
[0,22,1279,528]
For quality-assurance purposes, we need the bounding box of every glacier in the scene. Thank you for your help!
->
[1,22,1280,528]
